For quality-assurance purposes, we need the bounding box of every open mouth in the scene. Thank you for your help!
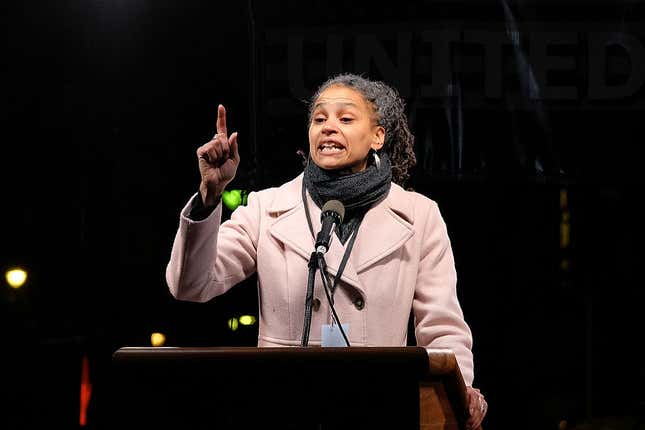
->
[318,141,345,154]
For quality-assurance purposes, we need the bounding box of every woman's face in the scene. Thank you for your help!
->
[308,85,385,173]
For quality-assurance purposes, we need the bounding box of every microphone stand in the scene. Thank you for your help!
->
[301,250,350,347]
[301,252,318,346]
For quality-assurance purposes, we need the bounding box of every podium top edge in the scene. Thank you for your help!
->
[113,346,430,358]
[111,347,457,373]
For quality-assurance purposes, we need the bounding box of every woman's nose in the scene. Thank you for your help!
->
[321,122,338,135]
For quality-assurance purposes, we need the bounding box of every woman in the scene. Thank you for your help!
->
[166,73,487,429]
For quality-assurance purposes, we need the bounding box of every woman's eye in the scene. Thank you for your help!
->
[340,117,353,123]
[313,117,325,123]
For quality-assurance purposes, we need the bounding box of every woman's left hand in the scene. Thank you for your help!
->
[465,386,487,429]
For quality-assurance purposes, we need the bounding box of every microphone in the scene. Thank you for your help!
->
[315,200,345,254]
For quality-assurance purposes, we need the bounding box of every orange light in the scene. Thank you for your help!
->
[79,355,92,426]
[150,332,166,347]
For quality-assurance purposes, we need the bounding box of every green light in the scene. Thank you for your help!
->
[239,315,256,326]
[222,189,251,211]
[227,317,239,331]
[222,190,242,210]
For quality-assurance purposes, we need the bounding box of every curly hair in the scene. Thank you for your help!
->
[307,73,416,187]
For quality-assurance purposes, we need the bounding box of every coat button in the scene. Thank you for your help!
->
[312,298,321,311]
[353,297,364,310]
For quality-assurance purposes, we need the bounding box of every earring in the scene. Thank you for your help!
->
[372,150,381,169]
[296,149,309,167]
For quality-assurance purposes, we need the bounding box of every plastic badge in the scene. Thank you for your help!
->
[321,323,350,347]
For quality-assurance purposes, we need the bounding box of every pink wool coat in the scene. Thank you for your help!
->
[166,174,474,385]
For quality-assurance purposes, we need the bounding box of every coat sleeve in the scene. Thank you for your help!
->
[413,199,475,386]
[165,191,261,303]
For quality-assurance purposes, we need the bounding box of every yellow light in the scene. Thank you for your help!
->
[150,332,166,347]
[559,189,568,209]
[6,268,27,289]
[239,315,257,326]
[228,317,239,331]
[560,222,570,249]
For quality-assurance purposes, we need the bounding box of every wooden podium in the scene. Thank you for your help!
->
[110,347,473,430]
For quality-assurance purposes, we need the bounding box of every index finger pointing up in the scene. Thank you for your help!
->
[216,104,228,138]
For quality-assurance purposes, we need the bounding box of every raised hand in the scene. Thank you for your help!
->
[196,104,240,206]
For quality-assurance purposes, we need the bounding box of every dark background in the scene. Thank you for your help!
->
[2,0,644,429]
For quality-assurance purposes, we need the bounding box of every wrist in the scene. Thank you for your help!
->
[199,182,225,207]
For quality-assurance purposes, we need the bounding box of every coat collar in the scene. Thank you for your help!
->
[268,174,415,295]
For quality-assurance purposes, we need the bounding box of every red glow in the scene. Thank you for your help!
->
[79,355,92,427]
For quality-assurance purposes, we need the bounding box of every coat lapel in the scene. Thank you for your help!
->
[268,174,415,296]
[352,184,415,273]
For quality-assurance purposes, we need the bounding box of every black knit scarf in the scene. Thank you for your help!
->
[303,152,392,244]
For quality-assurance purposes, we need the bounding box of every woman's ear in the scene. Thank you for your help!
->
[371,126,385,151]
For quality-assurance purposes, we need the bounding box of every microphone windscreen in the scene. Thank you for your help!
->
[322,200,345,223]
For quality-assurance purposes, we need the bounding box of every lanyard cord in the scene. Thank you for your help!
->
[302,179,316,241]
[328,220,361,303]
[317,253,350,346]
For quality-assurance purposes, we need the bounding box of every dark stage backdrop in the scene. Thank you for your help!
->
[2,1,644,429]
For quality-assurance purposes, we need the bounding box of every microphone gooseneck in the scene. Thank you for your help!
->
[315,200,345,254]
